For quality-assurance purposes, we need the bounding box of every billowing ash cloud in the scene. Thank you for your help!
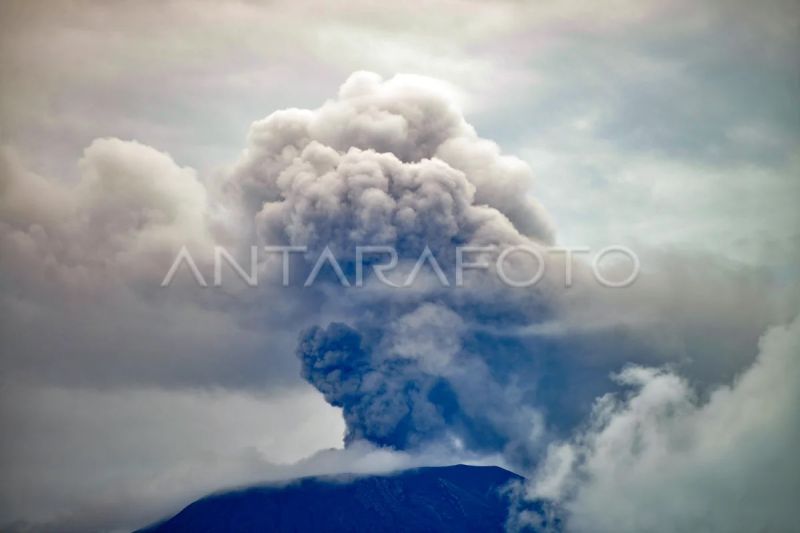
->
[223,71,566,457]
[224,71,787,464]
[298,321,458,449]
[228,71,555,250]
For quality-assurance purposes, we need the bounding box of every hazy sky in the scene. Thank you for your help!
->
[0,1,798,531]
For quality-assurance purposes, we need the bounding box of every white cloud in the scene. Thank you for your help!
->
[526,314,800,533]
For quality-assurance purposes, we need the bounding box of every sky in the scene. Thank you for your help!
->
[0,1,798,531]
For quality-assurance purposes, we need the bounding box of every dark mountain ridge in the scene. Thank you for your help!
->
[138,464,531,532]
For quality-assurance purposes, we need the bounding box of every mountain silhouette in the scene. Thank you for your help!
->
[138,464,541,532]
